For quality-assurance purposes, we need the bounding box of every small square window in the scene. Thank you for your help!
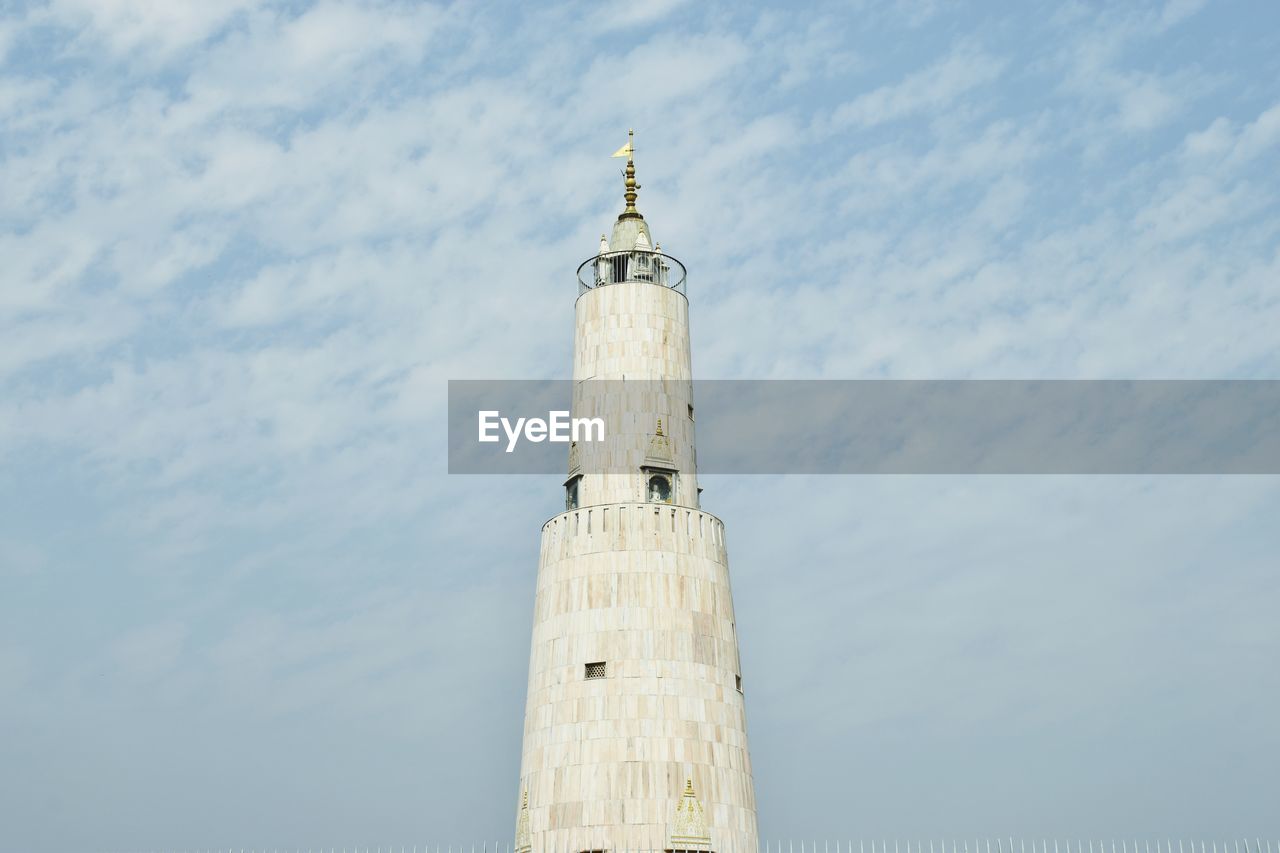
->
[585,661,607,679]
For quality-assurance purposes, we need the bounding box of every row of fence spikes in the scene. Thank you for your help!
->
[762,843,1280,853]
[95,842,1280,853]
[765,843,1280,853]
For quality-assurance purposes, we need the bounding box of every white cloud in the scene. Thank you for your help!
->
[586,0,688,33]
[1048,4,1211,138]
[1113,70,1182,130]
[1184,102,1280,169]
[1133,174,1257,244]
[764,15,862,90]
[1158,0,1207,29]
[198,2,438,106]
[1,0,1278,846]
[46,0,263,59]
[575,32,749,112]
[831,44,1005,129]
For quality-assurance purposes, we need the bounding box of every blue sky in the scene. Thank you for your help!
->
[2,1,1279,850]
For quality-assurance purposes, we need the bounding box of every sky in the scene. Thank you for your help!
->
[1,0,1279,850]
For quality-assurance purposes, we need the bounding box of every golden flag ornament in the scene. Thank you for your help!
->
[611,140,633,158]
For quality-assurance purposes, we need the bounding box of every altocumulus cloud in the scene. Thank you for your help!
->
[1,1,1279,851]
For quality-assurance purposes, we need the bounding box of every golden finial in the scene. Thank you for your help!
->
[611,129,643,221]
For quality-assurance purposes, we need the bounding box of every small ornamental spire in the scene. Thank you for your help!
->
[611,129,643,222]
[515,788,531,853]
[670,778,711,849]
[645,418,673,467]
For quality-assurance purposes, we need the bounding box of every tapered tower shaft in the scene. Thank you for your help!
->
[516,142,757,853]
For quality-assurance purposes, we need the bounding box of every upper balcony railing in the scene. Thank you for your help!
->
[576,250,687,296]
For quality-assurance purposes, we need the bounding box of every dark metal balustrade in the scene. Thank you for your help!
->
[576,250,687,296]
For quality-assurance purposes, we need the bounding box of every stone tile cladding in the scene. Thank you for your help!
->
[518,503,756,853]
[517,276,758,852]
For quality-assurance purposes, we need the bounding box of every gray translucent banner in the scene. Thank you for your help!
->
[447,380,1280,474]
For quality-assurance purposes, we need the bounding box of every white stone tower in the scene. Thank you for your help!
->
[515,134,758,853]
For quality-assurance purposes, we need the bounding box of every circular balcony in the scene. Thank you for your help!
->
[576,250,687,296]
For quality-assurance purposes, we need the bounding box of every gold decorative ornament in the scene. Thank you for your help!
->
[670,778,711,849]
[611,129,643,222]
[515,788,531,853]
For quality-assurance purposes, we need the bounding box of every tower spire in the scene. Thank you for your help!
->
[617,129,643,221]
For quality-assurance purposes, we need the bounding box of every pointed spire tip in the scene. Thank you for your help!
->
[618,129,643,221]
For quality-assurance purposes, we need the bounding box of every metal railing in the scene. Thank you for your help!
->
[759,842,1280,853]
[92,840,1280,853]
[576,250,687,296]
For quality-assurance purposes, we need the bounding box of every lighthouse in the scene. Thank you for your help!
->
[515,133,759,853]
